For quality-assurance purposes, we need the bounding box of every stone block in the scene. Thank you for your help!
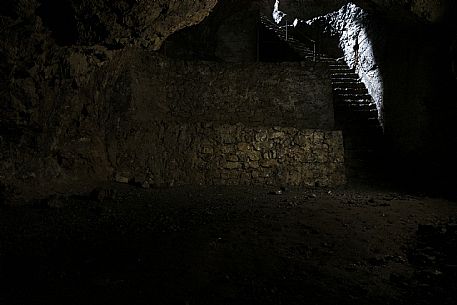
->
[115,173,130,184]
[313,132,324,144]
[202,146,214,154]
[224,161,242,170]
[270,131,285,139]
[294,134,311,146]
[227,155,239,162]
[247,151,261,161]
[255,130,268,142]
[221,145,235,154]
[237,142,251,152]
[246,161,260,169]
[260,159,278,168]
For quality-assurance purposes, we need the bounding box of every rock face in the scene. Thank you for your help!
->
[273,0,456,26]
[2,0,218,49]
[96,52,341,188]
[305,2,457,189]
[367,0,456,24]
[308,3,385,124]
[1,0,455,200]
[163,0,260,62]
[0,0,217,200]
[0,46,340,201]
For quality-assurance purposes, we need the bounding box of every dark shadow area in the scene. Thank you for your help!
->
[258,25,303,62]
[36,0,79,46]
[1,184,456,305]
[296,3,457,200]
[375,22,457,200]
[162,1,259,62]
[1,1,457,304]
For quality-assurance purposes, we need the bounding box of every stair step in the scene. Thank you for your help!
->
[336,93,372,99]
[329,63,349,68]
[333,84,367,91]
[339,117,381,123]
[331,77,360,83]
[336,98,372,104]
[333,85,367,92]
[292,46,313,52]
[336,115,379,122]
[337,101,370,108]
[336,101,373,107]
[335,108,378,115]
[294,50,314,56]
[331,68,354,73]
[332,79,365,85]
[335,105,377,112]
[331,73,359,78]
[333,87,368,94]
[288,38,300,43]
[337,98,374,104]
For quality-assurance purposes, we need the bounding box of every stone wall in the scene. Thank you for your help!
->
[0,50,343,201]
[104,51,343,188]
[117,51,335,130]
[112,122,345,188]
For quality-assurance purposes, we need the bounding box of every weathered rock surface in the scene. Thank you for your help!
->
[2,0,218,49]
[0,0,218,200]
[308,2,456,181]
[1,0,455,201]
[0,47,340,201]
[270,0,456,25]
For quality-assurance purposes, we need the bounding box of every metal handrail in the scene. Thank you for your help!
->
[260,14,317,62]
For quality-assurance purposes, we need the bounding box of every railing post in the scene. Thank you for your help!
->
[285,20,288,41]
[313,43,316,62]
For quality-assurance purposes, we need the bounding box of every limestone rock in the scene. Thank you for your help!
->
[115,173,130,184]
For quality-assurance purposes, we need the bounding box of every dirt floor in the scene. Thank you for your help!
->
[1,183,456,305]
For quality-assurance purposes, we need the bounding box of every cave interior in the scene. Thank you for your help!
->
[1,0,457,304]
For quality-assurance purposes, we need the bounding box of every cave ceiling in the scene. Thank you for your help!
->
[0,0,454,51]
[253,0,455,25]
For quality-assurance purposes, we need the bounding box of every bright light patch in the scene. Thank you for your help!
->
[293,19,299,27]
[306,2,385,127]
[272,0,286,24]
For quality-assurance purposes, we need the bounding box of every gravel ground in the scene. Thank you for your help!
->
[1,184,456,305]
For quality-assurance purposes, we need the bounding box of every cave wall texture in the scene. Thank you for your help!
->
[0,0,217,201]
[162,0,260,62]
[276,0,456,26]
[1,0,456,200]
[308,3,385,124]
[100,51,338,188]
[304,2,456,187]
[110,53,334,129]
[0,0,338,201]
